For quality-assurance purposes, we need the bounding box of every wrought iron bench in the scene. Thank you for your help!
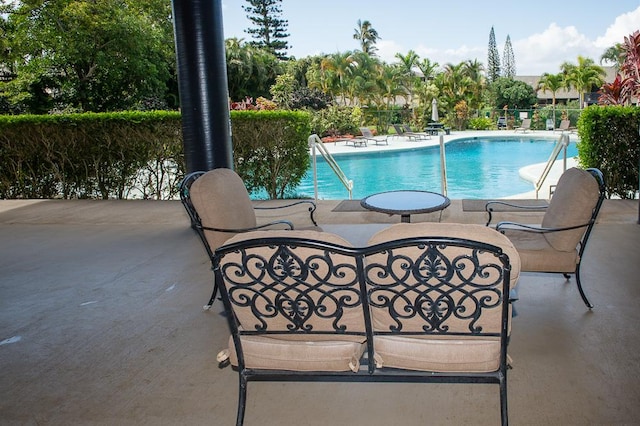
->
[213,223,521,425]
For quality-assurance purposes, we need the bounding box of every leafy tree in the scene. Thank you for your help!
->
[0,0,175,113]
[225,38,282,101]
[353,20,380,56]
[536,72,564,124]
[490,77,537,110]
[502,35,515,78]
[561,56,606,108]
[487,26,501,84]
[242,0,290,60]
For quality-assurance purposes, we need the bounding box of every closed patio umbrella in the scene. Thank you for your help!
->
[431,98,439,122]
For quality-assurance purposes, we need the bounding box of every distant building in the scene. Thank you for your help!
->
[516,67,617,107]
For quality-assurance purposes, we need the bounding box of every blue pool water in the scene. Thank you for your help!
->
[295,137,578,200]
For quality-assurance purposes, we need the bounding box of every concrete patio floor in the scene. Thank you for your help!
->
[1,197,639,425]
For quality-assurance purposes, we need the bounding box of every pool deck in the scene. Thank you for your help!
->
[3,129,639,425]
[314,129,579,199]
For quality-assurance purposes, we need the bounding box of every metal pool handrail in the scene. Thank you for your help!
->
[535,132,570,199]
[308,134,353,201]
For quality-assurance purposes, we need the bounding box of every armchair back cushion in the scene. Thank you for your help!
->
[189,168,257,250]
[541,168,600,252]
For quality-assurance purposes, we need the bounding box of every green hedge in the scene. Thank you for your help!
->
[230,110,311,199]
[577,106,640,199]
[0,111,184,199]
[0,110,312,200]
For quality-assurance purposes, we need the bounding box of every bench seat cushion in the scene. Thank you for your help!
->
[374,335,500,373]
[228,335,366,372]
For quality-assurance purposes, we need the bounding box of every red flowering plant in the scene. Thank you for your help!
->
[229,96,277,110]
[599,30,640,105]
[598,74,633,105]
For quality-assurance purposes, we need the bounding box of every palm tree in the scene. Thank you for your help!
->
[353,19,380,56]
[319,52,355,105]
[347,51,381,106]
[600,43,624,70]
[461,59,485,111]
[561,56,606,108]
[536,72,564,125]
[394,50,420,105]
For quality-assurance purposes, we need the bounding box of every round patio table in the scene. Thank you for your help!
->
[360,190,450,223]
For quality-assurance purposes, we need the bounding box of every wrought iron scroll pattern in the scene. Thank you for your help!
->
[365,243,504,334]
[220,244,362,333]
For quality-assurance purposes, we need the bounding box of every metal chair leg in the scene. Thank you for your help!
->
[203,280,219,310]
[236,374,248,426]
[500,377,509,426]
[575,266,593,309]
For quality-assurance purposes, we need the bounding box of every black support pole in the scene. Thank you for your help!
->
[171,0,233,173]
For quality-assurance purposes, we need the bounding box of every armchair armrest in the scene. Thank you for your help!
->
[200,220,294,234]
[485,201,548,226]
[495,221,590,234]
[254,200,318,227]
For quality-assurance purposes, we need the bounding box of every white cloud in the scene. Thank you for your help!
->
[595,6,640,48]
[331,8,640,76]
[377,40,405,63]
[513,23,601,75]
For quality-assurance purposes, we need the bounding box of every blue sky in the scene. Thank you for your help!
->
[221,0,640,75]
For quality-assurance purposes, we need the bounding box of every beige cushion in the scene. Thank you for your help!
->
[541,167,599,252]
[501,229,578,272]
[365,223,517,372]
[227,335,366,372]
[189,168,257,250]
[373,335,500,372]
[367,223,520,287]
[220,230,366,372]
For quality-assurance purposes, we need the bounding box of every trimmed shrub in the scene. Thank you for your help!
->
[231,110,311,199]
[577,105,640,199]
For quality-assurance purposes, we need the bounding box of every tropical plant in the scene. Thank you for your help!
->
[598,74,633,105]
[620,30,640,100]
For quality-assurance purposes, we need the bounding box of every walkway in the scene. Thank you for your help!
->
[1,198,638,425]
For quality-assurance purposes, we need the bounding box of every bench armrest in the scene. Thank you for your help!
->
[254,200,318,226]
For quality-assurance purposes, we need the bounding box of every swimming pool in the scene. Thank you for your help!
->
[296,137,578,199]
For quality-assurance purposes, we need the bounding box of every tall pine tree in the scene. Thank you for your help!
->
[487,26,501,83]
[502,35,516,78]
[243,0,290,60]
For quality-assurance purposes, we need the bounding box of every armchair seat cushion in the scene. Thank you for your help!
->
[228,335,366,372]
[502,229,578,272]
[374,335,500,373]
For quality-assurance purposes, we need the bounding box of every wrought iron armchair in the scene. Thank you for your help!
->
[179,168,318,309]
[485,167,605,308]
[213,223,520,426]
